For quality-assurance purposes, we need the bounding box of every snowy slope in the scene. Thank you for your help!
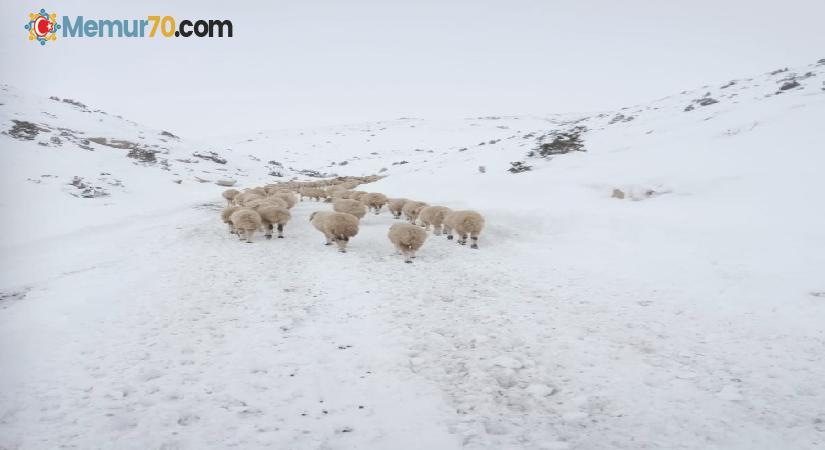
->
[1,59,824,450]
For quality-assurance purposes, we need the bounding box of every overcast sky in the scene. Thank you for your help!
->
[1,0,823,138]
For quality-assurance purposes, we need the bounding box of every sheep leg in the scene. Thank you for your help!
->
[433,224,442,236]
[277,224,284,238]
[336,237,348,253]
[470,235,479,249]
[403,250,413,263]
[265,223,273,239]
[325,234,333,245]
[410,249,417,259]
[459,233,468,245]
[237,229,246,241]
[445,226,453,240]
[245,229,254,243]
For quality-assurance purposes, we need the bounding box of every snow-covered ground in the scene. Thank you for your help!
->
[1,59,824,449]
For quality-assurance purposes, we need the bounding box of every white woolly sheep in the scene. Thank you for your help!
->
[418,206,453,236]
[230,208,263,243]
[443,210,486,249]
[257,205,291,239]
[246,197,288,211]
[402,201,428,224]
[222,189,240,206]
[387,198,409,219]
[221,206,241,234]
[387,223,428,263]
[234,191,263,206]
[270,192,297,209]
[247,187,267,197]
[332,198,367,219]
[309,211,359,253]
[301,188,326,202]
[362,193,388,215]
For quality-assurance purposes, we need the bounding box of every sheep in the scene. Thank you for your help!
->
[222,189,240,206]
[418,206,453,236]
[271,192,297,209]
[350,191,368,201]
[257,205,291,239]
[331,190,349,200]
[246,197,288,211]
[332,198,367,219]
[402,201,428,224]
[362,193,388,215]
[387,198,409,219]
[309,211,359,253]
[247,187,267,197]
[221,206,241,234]
[230,208,263,243]
[443,210,486,248]
[388,223,428,263]
[234,191,263,206]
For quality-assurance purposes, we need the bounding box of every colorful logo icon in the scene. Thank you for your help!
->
[25,9,60,45]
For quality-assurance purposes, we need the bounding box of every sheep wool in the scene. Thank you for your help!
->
[247,187,267,197]
[309,211,359,253]
[220,206,241,234]
[401,201,428,224]
[257,206,291,239]
[235,192,263,206]
[270,192,297,209]
[246,197,288,211]
[230,208,263,243]
[332,199,368,219]
[222,189,240,206]
[418,206,453,235]
[387,198,409,219]
[363,193,389,215]
[444,210,486,249]
[388,223,428,263]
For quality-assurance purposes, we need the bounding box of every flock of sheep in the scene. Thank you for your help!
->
[219,176,485,263]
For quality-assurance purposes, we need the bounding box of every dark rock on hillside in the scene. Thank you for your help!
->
[127,148,158,163]
[61,98,89,110]
[86,137,160,163]
[528,126,587,158]
[608,114,636,124]
[508,161,532,173]
[779,80,801,91]
[192,151,227,164]
[6,120,50,140]
[297,169,334,178]
[69,176,109,198]
[684,96,719,111]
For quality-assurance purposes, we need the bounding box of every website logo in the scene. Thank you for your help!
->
[25,9,61,45]
[24,9,233,45]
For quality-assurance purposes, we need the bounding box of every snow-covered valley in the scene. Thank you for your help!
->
[1,59,824,449]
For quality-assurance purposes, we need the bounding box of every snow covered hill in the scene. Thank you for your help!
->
[1,59,824,449]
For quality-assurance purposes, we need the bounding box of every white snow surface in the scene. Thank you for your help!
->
[1,60,824,449]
